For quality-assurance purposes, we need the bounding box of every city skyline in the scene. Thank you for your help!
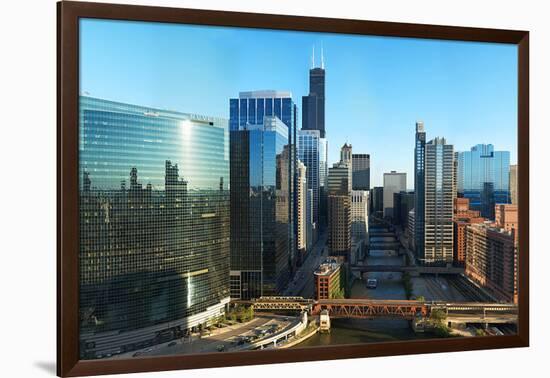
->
[80,18,518,187]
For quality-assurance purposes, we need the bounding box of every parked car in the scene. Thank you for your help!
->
[366,278,378,289]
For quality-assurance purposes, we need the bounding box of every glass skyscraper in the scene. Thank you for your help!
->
[297,129,321,230]
[414,121,426,260]
[79,96,230,359]
[229,116,291,300]
[457,144,511,219]
[229,90,298,269]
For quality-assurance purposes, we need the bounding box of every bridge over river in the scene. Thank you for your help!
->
[234,297,518,324]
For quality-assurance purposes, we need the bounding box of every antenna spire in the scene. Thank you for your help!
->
[321,45,325,69]
[311,46,315,69]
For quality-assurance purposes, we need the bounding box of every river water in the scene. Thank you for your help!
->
[297,228,429,347]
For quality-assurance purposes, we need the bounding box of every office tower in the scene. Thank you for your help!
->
[465,223,518,303]
[229,116,291,300]
[352,153,370,190]
[78,96,230,359]
[393,191,415,226]
[457,144,511,219]
[414,121,426,259]
[424,137,455,264]
[495,203,518,233]
[371,186,384,218]
[510,164,518,205]
[383,171,406,219]
[327,162,351,261]
[453,198,484,266]
[351,190,369,242]
[319,137,329,226]
[302,48,326,138]
[297,160,308,256]
[407,209,416,250]
[340,143,353,190]
[229,90,298,273]
[314,258,344,300]
[297,130,321,229]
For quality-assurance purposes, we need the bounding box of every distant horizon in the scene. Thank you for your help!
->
[80,18,518,187]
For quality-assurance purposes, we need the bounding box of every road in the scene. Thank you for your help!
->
[284,231,328,298]
[111,315,294,359]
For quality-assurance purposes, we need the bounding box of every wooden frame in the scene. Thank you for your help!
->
[57,1,529,376]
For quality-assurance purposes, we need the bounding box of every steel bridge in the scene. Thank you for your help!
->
[234,297,517,323]
[350,265,465,274]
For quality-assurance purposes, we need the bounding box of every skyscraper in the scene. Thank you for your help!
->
[351,190,369,242]
[424,137,455,264]
[302,48,326,138]
[297,129,321,229]
[319,137,329,227]
[383,171,406,219]
[327,162,351,261]
[297,160,308,256]
[414,121,426,260]
[78,96,230,359]
[352,154,370,190]
[457,144,511,219]
[340,143,353,191]
[229,116,291,300]
[229,90,298,273]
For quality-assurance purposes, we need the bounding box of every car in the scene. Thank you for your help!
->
[216,344,225,352]
[168,341,177,347]
[366,278,378,289]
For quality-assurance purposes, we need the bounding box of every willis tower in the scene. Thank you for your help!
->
[302,47,326,138]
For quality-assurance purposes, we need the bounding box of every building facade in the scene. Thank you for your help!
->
[314,258,344,300]
[371,186,384,218]
[351,190,369,242]
[495,203,518,233]
[414,121,426,260]
[297,160,308,257]
[393,191,415,227]
[352,153,370,190]
[383,171,406,219]
[229,90,298,266]
[327,162,351,260]
[510,164,518,205]
[424,137,455,264]
[457,144,511,219]
[297,129,321,229]
[465,223,518,303]
[453,198,484,266]
[79,96,230,359]
[229,116,291,300]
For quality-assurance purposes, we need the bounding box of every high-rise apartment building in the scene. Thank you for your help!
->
[465,223,518,303]
[352,154,370,190]
[424,137,455,264]
[457,144,511,219]
[78,96,230,359]
[302,50,326,138]
[383,171,406,219]
[414,121,426,259]
[229,116,291,300]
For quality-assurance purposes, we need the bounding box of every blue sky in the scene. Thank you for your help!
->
[80,19,518,188]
